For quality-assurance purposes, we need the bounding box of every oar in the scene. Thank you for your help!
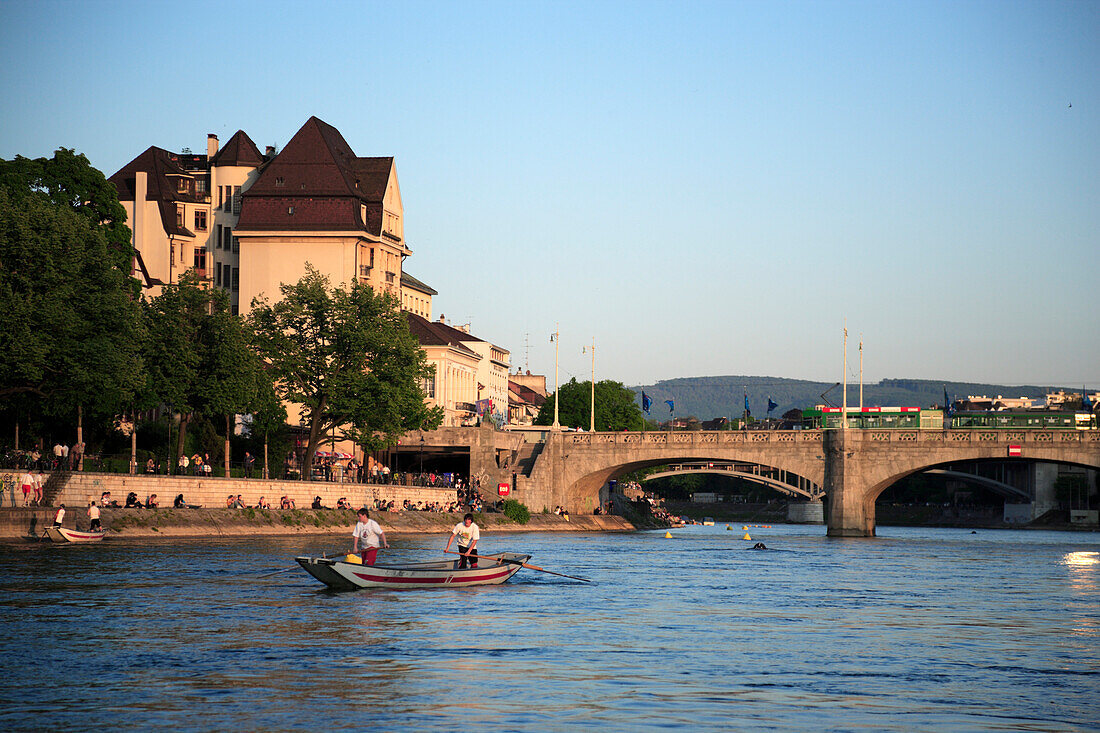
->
[445,549,592,583]
[256,549,346,578]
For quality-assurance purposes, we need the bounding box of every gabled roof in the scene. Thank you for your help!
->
[405,313,480,357]
[431,319,485,344]
[109,146,192,203]
[210,130,263,167]
[400,271,438,296]
[237,116,395,233]
[244,116,391,200]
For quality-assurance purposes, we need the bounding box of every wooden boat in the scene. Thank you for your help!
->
[296,552,531,591]
[43,526,106,542]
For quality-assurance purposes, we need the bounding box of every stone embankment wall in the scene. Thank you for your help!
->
[53,473,458,511]
[0,504,635,539]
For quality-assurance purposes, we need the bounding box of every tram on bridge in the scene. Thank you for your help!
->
[801,407,1096,430]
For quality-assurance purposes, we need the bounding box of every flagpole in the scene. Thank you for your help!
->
[589,337,595,433]
[842,324,848,430]
[552,324,560,429]
[859,335,863,412]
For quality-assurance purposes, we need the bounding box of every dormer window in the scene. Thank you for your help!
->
[275,177,285,187]
[288,206,295,215]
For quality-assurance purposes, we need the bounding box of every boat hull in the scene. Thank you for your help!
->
[44,526,106,542]
[296,553,529,590]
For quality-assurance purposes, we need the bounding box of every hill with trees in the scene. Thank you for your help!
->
[629,376,1072,421]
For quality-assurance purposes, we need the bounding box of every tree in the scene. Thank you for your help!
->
[0,152,145,430]
[249,267,442,476]
[534,378,645,431]
[142,273,270,472]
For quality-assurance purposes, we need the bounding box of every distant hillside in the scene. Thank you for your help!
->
[629,376,1068,420]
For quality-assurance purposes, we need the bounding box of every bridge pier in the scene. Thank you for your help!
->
[824,429,877,537]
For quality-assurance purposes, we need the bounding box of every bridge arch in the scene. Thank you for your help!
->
[518,428,1100,535]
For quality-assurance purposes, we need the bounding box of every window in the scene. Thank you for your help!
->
[385,271,395,284]
[194,247,206,272]
[223,185,231,212]
[275,177,285,187]
[222,264,231,288]
[215,224,222,249]
[232,186,241,215]
[177,178,187,193]
[222,227,232,250]
[232,236,239,254]
[231,268,240,291]
[196,178,208,195]
[194,210,207,231]
[422,376,435,398]
[176,206,184,228]
[288,206,295,215]
[215,264,222,287]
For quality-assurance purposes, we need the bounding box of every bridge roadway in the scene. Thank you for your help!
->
[517,427,1100,537]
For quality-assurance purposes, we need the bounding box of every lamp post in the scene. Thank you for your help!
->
[842,324,848,430]
[552,324,560,429]
[589,337,595,433]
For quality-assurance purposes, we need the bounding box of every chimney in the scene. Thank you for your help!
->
[265,145,275,156]
[207,134,218,159]
[438,314,445,324]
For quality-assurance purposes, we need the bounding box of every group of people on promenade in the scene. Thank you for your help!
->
[2,443,86,472]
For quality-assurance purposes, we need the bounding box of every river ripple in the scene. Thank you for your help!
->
[1,525,1097,731]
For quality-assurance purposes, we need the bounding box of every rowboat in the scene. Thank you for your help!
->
[295,552,531,590]
[43,526,106,542]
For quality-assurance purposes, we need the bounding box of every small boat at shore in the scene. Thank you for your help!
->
[296,552,531,591]
[43,526,106,543]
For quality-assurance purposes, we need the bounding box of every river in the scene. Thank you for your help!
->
[1,524,1097,731]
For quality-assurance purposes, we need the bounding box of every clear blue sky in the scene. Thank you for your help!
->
[2,0,1097,389]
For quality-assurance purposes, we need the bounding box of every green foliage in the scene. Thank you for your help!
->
[249,267,443,468]
[0,151,145,422]
[534,378,644,431]
[501,498,530,524]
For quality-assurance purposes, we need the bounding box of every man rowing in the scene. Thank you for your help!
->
[445,512,480,568]
[352,507,388,565]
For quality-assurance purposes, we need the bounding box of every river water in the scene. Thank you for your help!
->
[1,524,1098,731]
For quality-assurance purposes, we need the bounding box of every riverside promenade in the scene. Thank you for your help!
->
[0,470,636,539]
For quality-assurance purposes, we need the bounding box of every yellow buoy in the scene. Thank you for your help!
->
[665,531,673,538]
[742,526,749,530]
[726,525,732,530]
[743,534,752,540]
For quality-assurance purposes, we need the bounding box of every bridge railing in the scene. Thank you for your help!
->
[566,430,824,445]
[564,429,1098,446]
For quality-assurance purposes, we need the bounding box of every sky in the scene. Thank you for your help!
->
[2,0,1097,389]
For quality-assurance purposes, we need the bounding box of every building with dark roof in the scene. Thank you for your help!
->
[109,117,417,318]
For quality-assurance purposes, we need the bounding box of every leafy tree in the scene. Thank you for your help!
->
[143,273,271,471]
[535,378,645,431]
[249,267,442,476]
[0,152,145,430]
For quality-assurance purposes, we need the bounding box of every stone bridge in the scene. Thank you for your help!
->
[518,428,1100,537]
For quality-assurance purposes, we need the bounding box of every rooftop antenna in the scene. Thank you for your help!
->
[524,332,530,372]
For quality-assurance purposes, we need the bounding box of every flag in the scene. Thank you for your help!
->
[744,392,751,417]
[944,387,956,416]
[767,397,778,414]
[550,333,556,342]
[1083,388,1092,411]
[641,391,652,415]
[665,400,675,414]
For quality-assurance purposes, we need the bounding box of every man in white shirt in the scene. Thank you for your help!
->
[53,504,66,528]
[445,513,480,568]
[352,507,387,565]
[87,501,101,531]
